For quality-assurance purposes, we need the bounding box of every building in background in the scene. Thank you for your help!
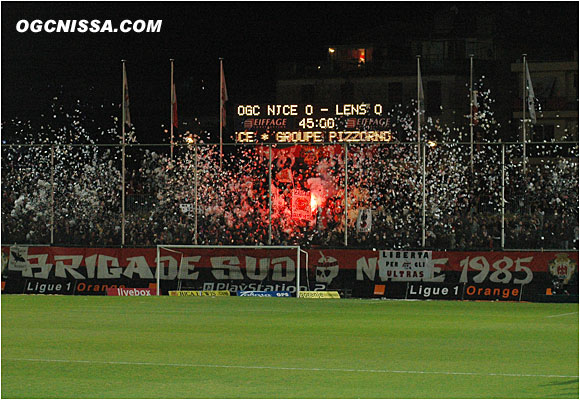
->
[511,54,579,142]
[275,5,578,143]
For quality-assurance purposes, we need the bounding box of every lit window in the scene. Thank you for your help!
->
[358,49,366,64]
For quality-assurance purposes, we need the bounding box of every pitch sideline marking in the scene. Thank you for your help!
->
[3,357,578,379]
[545,311,579,318]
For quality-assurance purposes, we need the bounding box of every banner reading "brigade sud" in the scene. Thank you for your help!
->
[1,246,577,301]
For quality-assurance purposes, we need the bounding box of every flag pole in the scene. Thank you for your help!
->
[219,57,224,170]
[469,54,474,174]
[268,145,272,245]
[522,54,527,175]
[416,55,421,164]
[501,142,505,249]
[422,141,426,248]
[170,59,174,161]
[121,59,126,247]
[344,143,348,247]
[50,144,55,245]
[194,142,198,244]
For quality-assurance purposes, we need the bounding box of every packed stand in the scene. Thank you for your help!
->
[2,142,577,250]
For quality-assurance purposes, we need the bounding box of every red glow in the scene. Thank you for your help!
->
[358,49,366,64]
[310,194,318,212]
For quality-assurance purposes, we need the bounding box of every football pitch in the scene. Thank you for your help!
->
[1,296,578,399]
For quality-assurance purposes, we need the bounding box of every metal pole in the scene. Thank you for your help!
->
[417,55,421,164]
[522,54,527,175]
[194,143,198,244]
[501,143,505,249]
[268,144,272,245]
[344,143,348,246]
[469,54,474,174]
[296,246,301,298]
[156,246,160,296]
[121,145,126,246]
[219,58,224,170]
[170,59,174,161]
[121,60,126,247]
[50,144,55,244]
[422,142,426,247]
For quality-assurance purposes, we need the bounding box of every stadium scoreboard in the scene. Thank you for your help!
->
[234,103,393,144]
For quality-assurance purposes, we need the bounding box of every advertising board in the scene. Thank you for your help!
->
[107,288,154,296]
[406,282,463,300]
[23,279,76,295]
[298,291,340,298]
[462,284,522,301]
[168,290,230,297]
[237,291,291,297]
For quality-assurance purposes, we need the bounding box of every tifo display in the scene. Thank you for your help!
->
[2,245,577,301]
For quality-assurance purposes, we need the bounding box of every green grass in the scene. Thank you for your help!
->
[1,296,578,398]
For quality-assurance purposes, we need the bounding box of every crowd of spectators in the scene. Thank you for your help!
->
[2,142,577,250]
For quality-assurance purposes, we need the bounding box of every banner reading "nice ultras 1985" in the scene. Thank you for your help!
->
[1,246,577,300]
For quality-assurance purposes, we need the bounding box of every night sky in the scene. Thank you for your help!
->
[2,2,578,143]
